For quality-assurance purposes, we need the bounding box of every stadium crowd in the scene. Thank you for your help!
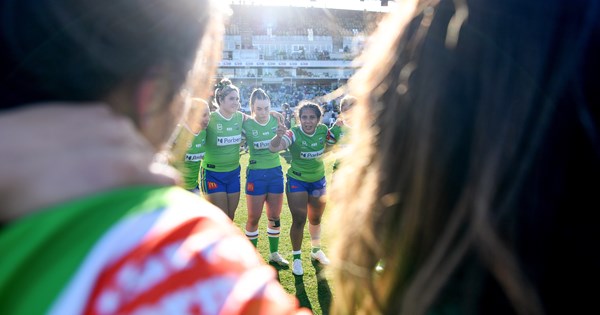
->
[226,5,383,37]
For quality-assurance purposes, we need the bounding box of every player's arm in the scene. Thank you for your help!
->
[241,128,248,148]
[240,111,251,122]
[326,125,340,145]
[269,110,285,125]
[269,122,291,152]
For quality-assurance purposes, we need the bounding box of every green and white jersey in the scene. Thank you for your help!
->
[172,127,206,189]
[282,124,329,182]
[0,186,304,315]
[201,111,244,172]
[327,123,350,146]
[242,116,281,170]
[0,187,225,314]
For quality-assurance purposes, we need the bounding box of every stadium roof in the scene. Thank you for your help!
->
[225,0,397,12]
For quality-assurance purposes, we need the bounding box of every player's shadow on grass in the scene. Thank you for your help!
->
[269,263,313,311]
[312,260,332,315]
[294,274,313,311]
[269,261,290,283]
[269,261,290,272]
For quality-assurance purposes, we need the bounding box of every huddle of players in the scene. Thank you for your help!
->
[171,78,355,276]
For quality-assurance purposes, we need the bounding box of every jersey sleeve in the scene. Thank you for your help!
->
[327,125,340,144]
[281,129,295,148]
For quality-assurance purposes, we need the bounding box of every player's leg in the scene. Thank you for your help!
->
[286,177,308,275]
[307,178,329,265]
[224,166,241,220]
[265,192,287,266]
[245,168,266,246]
[225,192,240,220]
[265,166,287,265]
[200,167,229,214]
[245,193,266,247]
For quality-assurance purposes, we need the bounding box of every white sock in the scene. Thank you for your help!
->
[266,227,280,238]
[245,229,259,240]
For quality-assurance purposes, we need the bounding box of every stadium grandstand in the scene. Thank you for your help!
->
[217,0,390,110]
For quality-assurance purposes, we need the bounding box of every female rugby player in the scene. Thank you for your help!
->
[242,88,289,267]
[170,98,210,192]
[269,101,331,276]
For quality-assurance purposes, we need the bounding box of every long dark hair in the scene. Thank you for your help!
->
[0,0,213,110]
[296,101,323,122]
[332,0,600,314]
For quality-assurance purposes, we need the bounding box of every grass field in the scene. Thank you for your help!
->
[230,151,337,315]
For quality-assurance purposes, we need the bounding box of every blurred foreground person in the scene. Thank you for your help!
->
[331,0,599,314]
[0,1,307,314]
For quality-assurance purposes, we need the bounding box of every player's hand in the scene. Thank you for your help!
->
[276,121,287,137]
[270,110,285,125]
